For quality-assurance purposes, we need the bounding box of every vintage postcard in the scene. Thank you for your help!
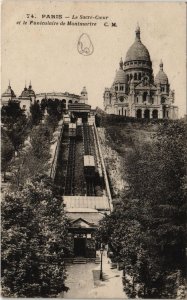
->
[1,1,187,299]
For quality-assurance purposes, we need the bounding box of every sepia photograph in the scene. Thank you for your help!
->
[1,1,187,298]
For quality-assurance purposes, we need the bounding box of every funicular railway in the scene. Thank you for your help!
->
[55,111,107,199]
[63,123,96,196]
[53,105,112,260]
[60,113,98,197]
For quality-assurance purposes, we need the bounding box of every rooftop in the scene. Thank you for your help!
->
[63,196,110,211]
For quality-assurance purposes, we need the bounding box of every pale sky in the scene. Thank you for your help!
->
[2,1,186,117]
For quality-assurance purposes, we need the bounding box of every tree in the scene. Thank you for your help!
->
[29,124,52,160]
[1,177,72,297]
[1,100,24,121]
[126,121,186,273]
[10,123,53,188]
[30,100,42,125]
[1,101,29,152]
[97,120,187,298]
[1,129,14,180]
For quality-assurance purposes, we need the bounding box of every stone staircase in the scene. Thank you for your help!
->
[95,255,101,264]
[73,257,87,264]
[65,256,101,264]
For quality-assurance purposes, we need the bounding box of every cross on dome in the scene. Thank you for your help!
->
[135,23,140,40]
[119,57,123,69]
[159,59,163,70]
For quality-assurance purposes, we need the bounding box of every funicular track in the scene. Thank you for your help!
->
[64,138,76,195]
[86,180,95,196]
[83,123,96,196]
[83,123,92,155]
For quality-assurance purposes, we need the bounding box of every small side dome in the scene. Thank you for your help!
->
[2,82,16,98]
[155,60,168,85]
[113,58,127,84]
[20,81,35,98]
[28,81,36,96]
[20,87,29,97]
[81,86,87,95]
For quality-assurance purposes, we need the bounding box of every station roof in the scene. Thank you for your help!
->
[68,103,91,112]
[67,212,104,226]
[63,196,110,211]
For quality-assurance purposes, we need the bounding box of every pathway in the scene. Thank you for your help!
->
[62,251,127,299]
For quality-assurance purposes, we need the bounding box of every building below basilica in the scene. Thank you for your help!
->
[1,83,88,113]
[103,25,178,119]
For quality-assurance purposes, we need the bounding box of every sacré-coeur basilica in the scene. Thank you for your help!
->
[103,25,178,119]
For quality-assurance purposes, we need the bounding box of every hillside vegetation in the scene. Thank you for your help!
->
[97,115,187,298]
[1,100,71,297]
[98,116,159,198]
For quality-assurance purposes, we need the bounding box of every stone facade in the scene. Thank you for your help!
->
[36,86,88,109]
[103,25,178,119]
[1,83,88,113]
[18,82,36,112]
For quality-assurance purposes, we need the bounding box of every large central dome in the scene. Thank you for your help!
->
[125,25,151,62]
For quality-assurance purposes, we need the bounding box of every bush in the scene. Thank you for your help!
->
[1,177,72,297]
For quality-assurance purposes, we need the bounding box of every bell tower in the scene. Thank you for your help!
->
[80,86,88,104]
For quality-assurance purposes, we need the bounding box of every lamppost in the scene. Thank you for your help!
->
[100,244,104,280]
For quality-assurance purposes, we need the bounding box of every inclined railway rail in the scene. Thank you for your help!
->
[86,179,95,196]
[64,138,76,195]
[63,123,96,196]
[83,123,92,155]
[83,124,96,196]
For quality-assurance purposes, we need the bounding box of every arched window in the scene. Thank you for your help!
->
[68,100,72,104]
[136,109,142,119]
[130,74,133,80]
[127,74,129,82]
[61,99,66,109]
[134,73,137,80]
[152,110,158,119]
[138,73,141,80]
[120,96,124,102]
[115,86,118,91]
[124,109,127,117]
[137,97,138,103]
[161,97,166,104]
[163,105,166,118]
[144,109,150,119]
[143,92,147,102]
